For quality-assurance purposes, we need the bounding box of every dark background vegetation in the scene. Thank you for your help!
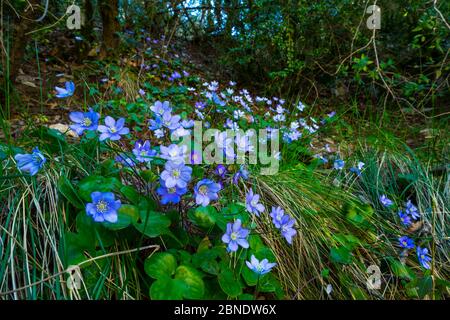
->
[1,0,449,114]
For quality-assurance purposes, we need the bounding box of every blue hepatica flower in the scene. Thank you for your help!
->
[246,255,277,276]
[132,140,157,163]
[398,210,412,226]
[157,181,187,205]
[270,206,285,228]
[190,150,202,165]
[245,189,265,216]
[86,191,121,223]
[181,119,195,129]
[161,111,181,130]
[55,81,75,98]
[211,93,226,107]
[160,161,192,188]
[215,164,227,178]
[151,100,172,116]
[172,126,191,139]
[349,161,365,176]
[398,236,415,249]
[314,154,328,164]
[416,246,432,269]
[232,165,249,184]
[194,179,221,206]
[69,108,100,135]
[279,215,297,244]
[14,147,46,176]
[333,159,345,170]
[160,144,188,164]
[148,116,163,131]
[169,71,182,81]
[405,200,420,220]
[98,116,130,141]
[154,128,165,139]
[379,195,394,207]
[195,101,206,110]
[222,219,249,252]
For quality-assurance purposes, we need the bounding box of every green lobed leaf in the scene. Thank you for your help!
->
[144,252,177,280]
[134,211,171,238]
[218,269,243,298]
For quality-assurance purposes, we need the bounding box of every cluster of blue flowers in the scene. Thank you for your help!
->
[147,101,195,139]
[133,140,157,163]
[69,108,130,142]
[393,198,422,226]
[13,82,80,176]
[379,195,432,270]
[181,79,332,151]
[157,152,191,204]
[47,76,306,279]
[332,158,365,176]
[222,218,277,276]
[270,206,297,245]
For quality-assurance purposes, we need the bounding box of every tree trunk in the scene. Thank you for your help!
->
[77,0,95,59]
[99,0,120,59]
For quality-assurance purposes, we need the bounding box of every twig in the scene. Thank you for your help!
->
[433,0,450,30]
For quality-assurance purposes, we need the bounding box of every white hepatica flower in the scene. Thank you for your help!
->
[276,105,285,114]
[326,284,333,295]
[204,91,213,99]
[195,109,205,120]
[172,127,190,139]
[233,110,245,120]
[214,131,235,158]
[297,101,305,112]
[235,133,255,153]
[154,129,165,138]
[160,144,188,164]
[288,130,301,141]
[273,114,286,122]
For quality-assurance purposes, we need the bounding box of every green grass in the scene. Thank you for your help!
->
[253,137,449,299]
